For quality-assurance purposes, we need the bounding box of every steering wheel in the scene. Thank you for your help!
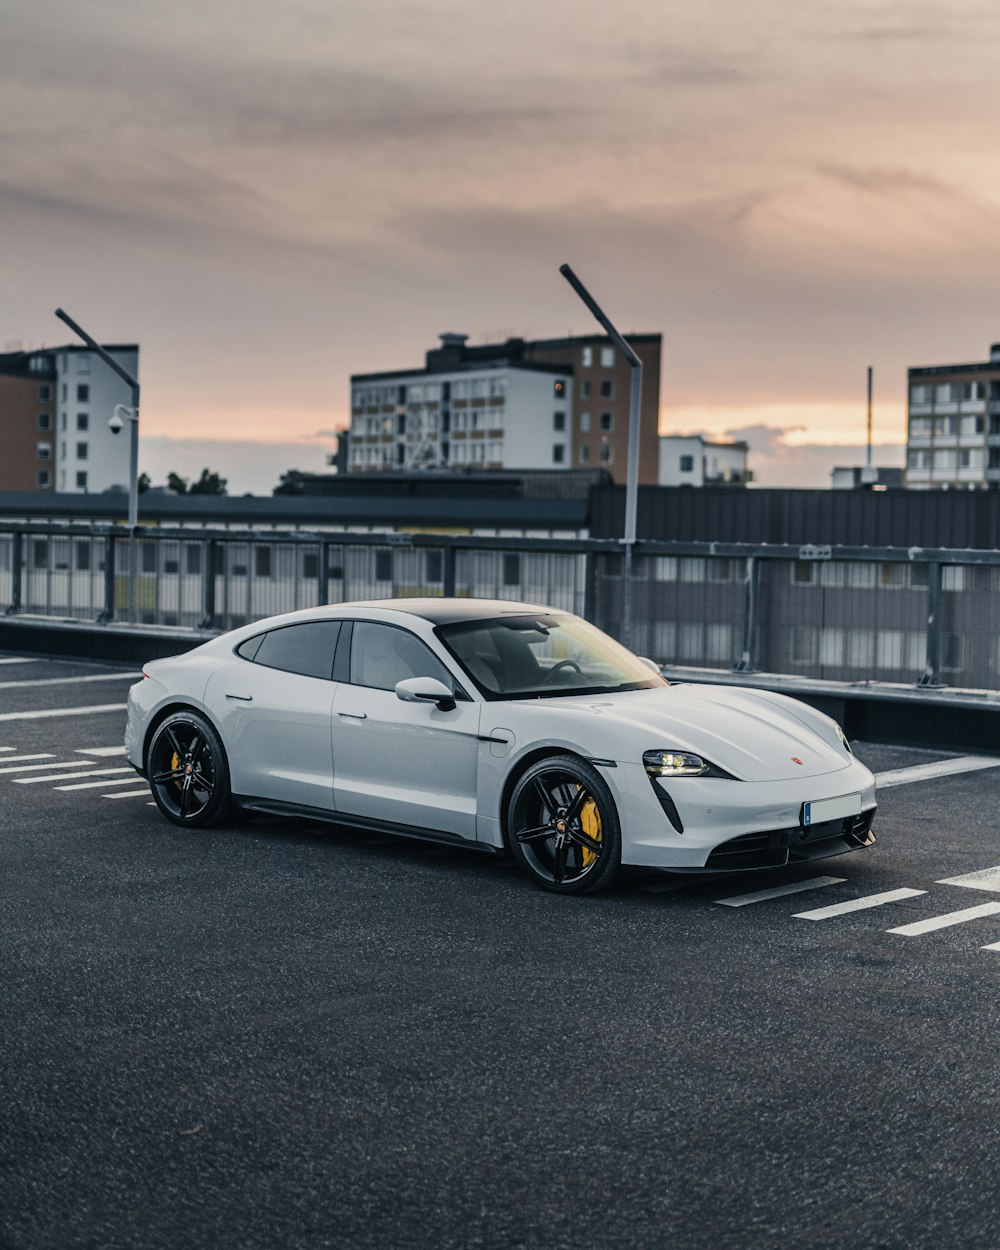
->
[542,659,584,684]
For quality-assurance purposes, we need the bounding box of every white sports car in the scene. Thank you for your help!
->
[125,598,877,894]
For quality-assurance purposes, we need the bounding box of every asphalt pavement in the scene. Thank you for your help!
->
[2,651,1000,1250]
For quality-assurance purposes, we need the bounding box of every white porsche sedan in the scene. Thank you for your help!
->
[125,598,877,894]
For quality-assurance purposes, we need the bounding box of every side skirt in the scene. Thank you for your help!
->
[233,796,503,856]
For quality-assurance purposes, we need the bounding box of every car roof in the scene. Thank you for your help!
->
[341,598,563,625]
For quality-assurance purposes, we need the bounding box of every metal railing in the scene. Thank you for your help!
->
[3,522,1000,693]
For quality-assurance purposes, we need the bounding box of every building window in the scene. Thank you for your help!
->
[581,379,591,398]
[37,384,51,402]
[77,412,89,431]
[579,411,591,433]
[935,383,958,404]
[582,346,593,367]
[963,381,986,401]
[77,384,89,402]
[60,412,67,431]
[553,444,565,464]
[36,442,51,460]
[600,379,614,399]
[600,347,614,368]
[599,443,613,464]
[76,470,88,489]
[579,444,590,463]
[909,384,930,405]
[37,413,51,431]
[61,383,67,401]
[77,354,91,374]
[553,379,567,398]
[599,412,613,432]
[36,469,50,489]
[679,454,694,472]
[76,442,88,460]
[553,411,566,431]
[60,441,66,461]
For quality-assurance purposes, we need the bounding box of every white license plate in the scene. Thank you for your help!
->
[802,792,861,826]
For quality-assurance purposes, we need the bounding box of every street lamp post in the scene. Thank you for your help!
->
[558,264,643,648]
[55,308,141,623]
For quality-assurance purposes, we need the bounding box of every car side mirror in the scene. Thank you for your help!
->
[638,656,662,674]
[394,676,456,712]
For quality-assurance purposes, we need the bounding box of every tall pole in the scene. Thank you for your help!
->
[55,308,141,622]
[866,366,873,469]
[558,264,643,649]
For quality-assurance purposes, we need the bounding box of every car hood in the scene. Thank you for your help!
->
[533,683,852,781]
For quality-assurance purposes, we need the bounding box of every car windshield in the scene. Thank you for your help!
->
[436,613,668,701]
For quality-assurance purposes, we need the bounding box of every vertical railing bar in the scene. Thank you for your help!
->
[734,554,758,673]
[919,560,943,688]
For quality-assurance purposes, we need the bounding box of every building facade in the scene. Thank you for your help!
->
[657,435,750,487]
[906,344,1000,490]
[349,332,661,485]
[0,344,138,494]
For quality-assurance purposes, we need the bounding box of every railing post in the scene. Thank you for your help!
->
[583,548,596,624]
[7,532,22,614]
[200,540,217,630]
[318,540,330,605]
[919,561,943,687]
[442,543,456,598]
[734,555,759,673]
[98,532,115,623]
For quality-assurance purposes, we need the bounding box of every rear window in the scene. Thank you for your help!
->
[238,621,342,681]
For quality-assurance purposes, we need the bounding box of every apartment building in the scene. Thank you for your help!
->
[0,343,139,494]
[906,344,1000,489]
[658,435,750,486]
[349,331,661,485]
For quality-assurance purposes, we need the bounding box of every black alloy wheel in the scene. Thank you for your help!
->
[507,754,621,894]
[147,711,232,827]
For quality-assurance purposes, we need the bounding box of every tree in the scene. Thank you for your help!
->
[137,472,151,494]
[188,468,228,496]
[273,470,304,496]
[166,471,189,495]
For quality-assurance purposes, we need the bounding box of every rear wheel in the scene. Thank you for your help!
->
[147,711,232,827]
[507,755,621,894]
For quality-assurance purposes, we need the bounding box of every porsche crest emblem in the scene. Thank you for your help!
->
[791,757,804,765]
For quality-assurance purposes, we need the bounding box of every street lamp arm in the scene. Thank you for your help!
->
[558,265,643,369]
[54,307,139,394]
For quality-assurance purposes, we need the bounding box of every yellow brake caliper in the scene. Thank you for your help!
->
[171,751,183,792]
[579,788,602,868]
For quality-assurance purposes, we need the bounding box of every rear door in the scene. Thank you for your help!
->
[203,620,342,810]
[331,620,481,839]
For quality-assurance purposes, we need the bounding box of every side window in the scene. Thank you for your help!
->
[245,621,342,680]
[350,621,453,692]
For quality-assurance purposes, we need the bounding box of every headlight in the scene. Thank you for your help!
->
[835,723,852,755]
[643,750,709,778]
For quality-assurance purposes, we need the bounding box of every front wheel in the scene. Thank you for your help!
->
[147,711,232,827]
[507,755,621,895]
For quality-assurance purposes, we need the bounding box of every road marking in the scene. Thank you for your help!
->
[0,657,35,665]
[104,788,151,800]
[75,746,127,757]
[0,759,91,776]
[0,753,56,765]
[715,876,845,907]
[874,756,1000,789]
[0,704,125,723]
[55,775,150,792]
[887,901,1000,936]
[794,887,927,921]
[936,865,1000,893]
[15,767,136,785]
[0,672,140,691]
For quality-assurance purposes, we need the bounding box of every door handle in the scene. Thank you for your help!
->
[337,710,367,720]
[225,693,253,702]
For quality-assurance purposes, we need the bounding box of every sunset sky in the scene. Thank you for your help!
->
[5,0,1000,491]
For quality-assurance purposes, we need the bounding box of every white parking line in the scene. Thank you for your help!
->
[936,865,1000,893]
[55,776,151,792]
[15,767,136,785]
[874,756,1000,789]
[104,788,151,800]
[0,754,56,766]
[0,657,35,665]
[715,876,846,907]
[0,672,140,691]
[75,746,127,757]
[887,901,1000,936]
[0,759,91,776]
[794,887,926,921]
[0,704,125,723]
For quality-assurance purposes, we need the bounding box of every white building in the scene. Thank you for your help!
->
[349,352,573,474]
[905,345,1000,490]
[54,345,139,494]
[658,435,750,487]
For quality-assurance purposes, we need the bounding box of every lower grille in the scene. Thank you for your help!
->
[705,807,876,870]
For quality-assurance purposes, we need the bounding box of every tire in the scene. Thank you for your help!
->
[507,754,621,895]
[147,710,232,828]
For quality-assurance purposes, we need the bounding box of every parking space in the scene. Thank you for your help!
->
[4,654,1000,1249]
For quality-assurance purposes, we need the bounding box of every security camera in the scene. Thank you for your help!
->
[108,412,124,435]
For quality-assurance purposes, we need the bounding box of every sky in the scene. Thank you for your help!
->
[4,0,999,492]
